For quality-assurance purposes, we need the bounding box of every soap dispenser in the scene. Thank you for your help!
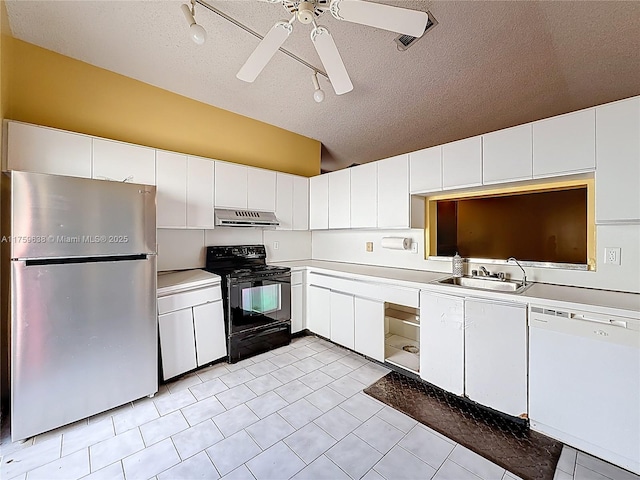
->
[452,252,463,278]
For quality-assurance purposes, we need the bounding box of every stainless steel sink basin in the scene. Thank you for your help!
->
[436,275,532,294]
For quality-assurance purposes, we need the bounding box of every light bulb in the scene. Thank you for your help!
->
[190,23,207,45]
[313,88,325,103]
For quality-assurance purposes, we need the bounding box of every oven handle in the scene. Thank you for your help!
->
[259,325,289,336]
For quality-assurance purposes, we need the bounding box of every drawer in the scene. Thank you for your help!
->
[308,272,419,308]
[291,270,304,286]
[158,286,221,315]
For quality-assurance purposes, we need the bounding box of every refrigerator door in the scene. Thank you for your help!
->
[11,256,157,441]
[11,171,156,259]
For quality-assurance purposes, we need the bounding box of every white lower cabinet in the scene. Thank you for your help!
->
[307,285,331,338]
[158,309,197,380]
[420,291,464,395]
[158,285,226,381]
[464,298,527,417]
[355,297,385,362]
[291,270,305,333]
[330,291,355,349]
[193,302,227,367]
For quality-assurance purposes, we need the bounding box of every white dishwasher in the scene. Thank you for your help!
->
[529,305,640,474]
[157,270,226,380]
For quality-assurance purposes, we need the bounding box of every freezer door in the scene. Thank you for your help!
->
[11,171,156,259]
[11,256,158,441]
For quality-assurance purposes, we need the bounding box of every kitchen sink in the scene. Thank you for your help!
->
[436,275,532,294]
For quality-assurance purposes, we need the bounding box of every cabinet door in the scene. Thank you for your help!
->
[276,173,294,230]
[93,138,156,185]
[410,146,442,193]
[156,151,187,228]
[377,154,410,228]
[309,175,329,230]
[187,156,215,228]
[158,309,197,380]
[6,122,92,178]
[248,167,276,212]
[354,297,384,362]
[483,124,533,184]
[533,109,595,178]
[442,136,483,190]
[193,301,227,366]
[596,97,640,223]
[464,299,527,417]
[328,169,351,229]
[292,176,309,230]
[350,162,377,228]
[330,291,354,349]
[291,284,305,333]
[307,285,331,338]
[419,291,464,395]
[215,162,248,209]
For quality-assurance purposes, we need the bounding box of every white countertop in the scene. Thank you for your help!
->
[157,269,221,297]
[273,260,640,319]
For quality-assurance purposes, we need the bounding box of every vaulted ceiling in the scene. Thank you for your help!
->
[6,0,640,171]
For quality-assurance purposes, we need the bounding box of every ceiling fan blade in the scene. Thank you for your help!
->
[237,21,293,82]
[311,26,353,95]
[330,0,428,37]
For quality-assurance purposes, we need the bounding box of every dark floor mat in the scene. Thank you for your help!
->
[364,371,562,480]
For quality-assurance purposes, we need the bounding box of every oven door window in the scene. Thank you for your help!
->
[229,275,291,333]
[242,284,281,315]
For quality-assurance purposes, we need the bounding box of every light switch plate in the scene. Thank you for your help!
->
[366,242,373,252]
[274,241,279,250]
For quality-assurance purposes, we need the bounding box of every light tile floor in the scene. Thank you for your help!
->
[1,335,638,480]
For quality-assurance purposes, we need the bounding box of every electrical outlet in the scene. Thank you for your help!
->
[366,242,373,252]
[604,247,621,265]
[273,241,279,250]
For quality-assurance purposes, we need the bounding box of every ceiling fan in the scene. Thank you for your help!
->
[237,0,429,96]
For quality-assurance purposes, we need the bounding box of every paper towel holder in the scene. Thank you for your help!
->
[381,237,412,250]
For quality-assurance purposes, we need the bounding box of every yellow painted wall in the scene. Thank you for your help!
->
[2,36,321,177]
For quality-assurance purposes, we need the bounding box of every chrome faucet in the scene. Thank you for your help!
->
[507,257,527,285]
[479,266,490,276]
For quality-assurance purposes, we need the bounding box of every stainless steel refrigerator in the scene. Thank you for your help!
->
[9,171,157,441]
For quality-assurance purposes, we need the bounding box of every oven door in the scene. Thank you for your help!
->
[227,273,291,335]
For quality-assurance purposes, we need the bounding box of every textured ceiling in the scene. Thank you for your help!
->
[5,0,640,172]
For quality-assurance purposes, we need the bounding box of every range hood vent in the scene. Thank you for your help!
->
[214,208,279,227]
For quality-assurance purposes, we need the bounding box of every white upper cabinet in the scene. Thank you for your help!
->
[6,122,92,178]
[596,97,640,224]
[377,154,410,228]
[410,146,442,193]
[483,124,533,184]
[215,161,247,209]
[276,173,294,230]
[276,173,309,230]
[156,151,187,228]
[187,156,215,228]
[292,176,309,230]
[442,136,483,190]
[350,162,377,228]
[328,169,351,229]
[533,108,595,178]
[247,167,276,212]
[309,174,329,230]
[92,138,156,185]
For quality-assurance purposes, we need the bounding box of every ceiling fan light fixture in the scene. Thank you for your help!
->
[297,1,316,24]
[312,72,325,102]
[181,2,207,45]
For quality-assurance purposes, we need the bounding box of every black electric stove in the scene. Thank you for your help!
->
[205,245,291,363]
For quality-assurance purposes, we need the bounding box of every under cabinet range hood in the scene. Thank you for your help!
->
[214,208,279,227]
